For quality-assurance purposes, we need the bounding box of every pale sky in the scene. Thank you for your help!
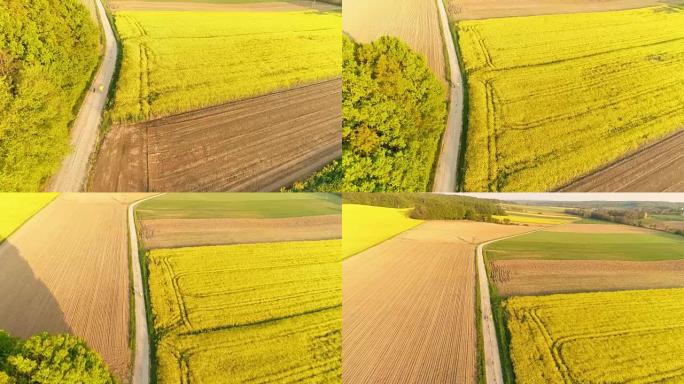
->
[450,193,684,203]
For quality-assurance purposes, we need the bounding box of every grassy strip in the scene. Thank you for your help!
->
[86,0,126,190]
[483,244,517,383]
[134,208,159,383]
[474,248,486,384]
[451,23,470,191]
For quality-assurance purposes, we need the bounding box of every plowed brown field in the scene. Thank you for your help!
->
[491,259,684,296]
[91,79,341,192]
[343,0,446,84]
[343,221,534,384]
[140,214,341,249]
[108,0,339,12]
[446,0,667,20]
[0,193,149,382]
[561,129,684,192]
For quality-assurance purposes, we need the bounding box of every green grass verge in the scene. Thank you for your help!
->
[136,193,341,220]
[486,230,684,261]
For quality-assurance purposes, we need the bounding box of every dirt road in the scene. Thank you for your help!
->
[129,194,159,384]
[477,230,542,384]
[0,194,147,381]
[91,79,341,192]
[560,129,684,192]
[432,0,464,192]
[343,221,533,383]
[48,0,116,192]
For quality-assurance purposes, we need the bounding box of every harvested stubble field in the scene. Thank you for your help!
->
[141,214,341,248]
[343,0,446,83]
[146,240,342,383]
[0,193,56,242]
[487,223,684,295]
[0,193,149,381]
[506,288,684,383]
[446,0,669,20]
[343,221,534,384]
[342,204,422,259]
[111,9,341,122]
[458,6,684,191]
[92,79,341,192]
[561,129,684,191]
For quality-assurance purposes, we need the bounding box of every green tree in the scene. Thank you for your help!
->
[0,331,114,384]
[342,36,447,192]
[0,0,99,191]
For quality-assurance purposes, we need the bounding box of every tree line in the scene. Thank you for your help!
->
[344,193,505,221]
[0,0,99,191]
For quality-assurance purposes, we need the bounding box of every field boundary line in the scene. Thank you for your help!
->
[477,228,542,384]
[432,0,464,192]
[129,193,164,384]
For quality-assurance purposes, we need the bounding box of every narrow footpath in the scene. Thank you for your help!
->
[477,230,542,384]
[128,194,162,384]
[432,0,465,192]
[48,0,117,192]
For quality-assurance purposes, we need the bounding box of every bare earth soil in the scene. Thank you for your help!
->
[446,0,669,20]
[91,79,341,192]
[140,214,341,249]
[544,223,655,234]
[561,129,684,192]
[343,0,446,84]
[108,0,339,12]
[491,259,684,297]
[343,221,534,384]
[0,194,149,382]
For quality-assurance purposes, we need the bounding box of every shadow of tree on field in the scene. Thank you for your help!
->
[0,241,71,337]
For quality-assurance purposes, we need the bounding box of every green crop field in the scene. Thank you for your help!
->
[342,204,422,258]
[486,229,684,261]
[137,193,341,219]
[458,6,684,191]
[0,193,57,242]
[146,240,341,383]
[652,214,684,222]
[506,288,684,383]
[111,10,341,122]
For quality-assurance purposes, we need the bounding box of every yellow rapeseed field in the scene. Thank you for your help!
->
[112,10,341,122]
[342,204,423,258]
[147,240,341,383]
[506,288,684,383]
[0,193,57,242]
[458,6,684,191]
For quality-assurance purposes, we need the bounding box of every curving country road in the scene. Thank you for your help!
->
[432,0,464,193]
[48,0,117,192]
[477,230,542,384]
[128,194,162,384]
